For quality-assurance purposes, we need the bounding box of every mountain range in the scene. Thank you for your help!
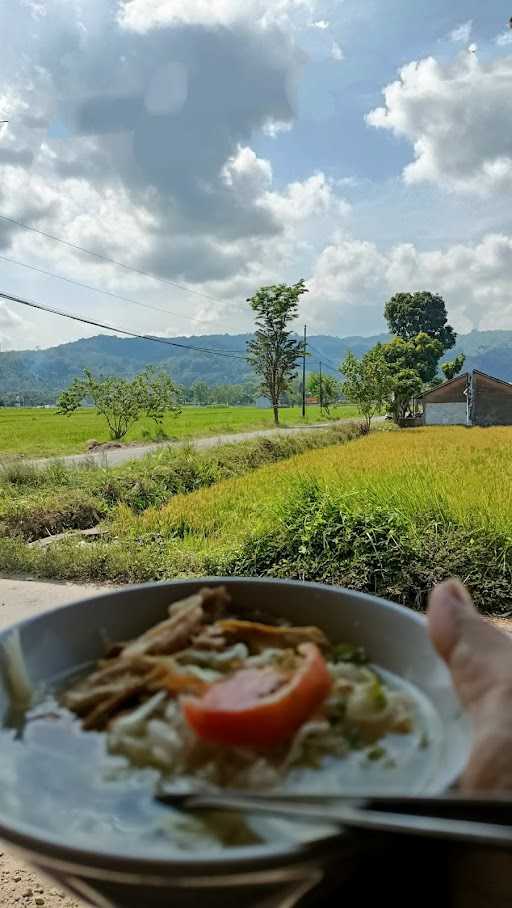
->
[1,329,512,405]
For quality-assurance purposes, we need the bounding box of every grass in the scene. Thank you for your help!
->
[1,426,511,614]
[0,404,359,458]
[0,423,361,541]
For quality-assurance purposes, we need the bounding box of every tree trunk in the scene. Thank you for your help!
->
[273,404,279,425]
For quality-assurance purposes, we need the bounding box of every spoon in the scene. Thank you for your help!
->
[155,787,512,847]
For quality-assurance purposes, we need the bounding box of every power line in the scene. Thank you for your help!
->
[0,213,225,306]
[0,289,248,361]
[307,343,340,373]
[0,253,202,326]
[0,252,246,353]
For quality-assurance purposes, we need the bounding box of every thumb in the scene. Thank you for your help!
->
[428,579,512,790]
[428,579,512,712]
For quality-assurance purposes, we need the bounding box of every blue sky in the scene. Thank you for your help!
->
[0,0,511,348]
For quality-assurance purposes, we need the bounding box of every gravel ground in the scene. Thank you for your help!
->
[0,856,82,908]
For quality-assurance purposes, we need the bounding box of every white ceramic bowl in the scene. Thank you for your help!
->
[0,578,471,908]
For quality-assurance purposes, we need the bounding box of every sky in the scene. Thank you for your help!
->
[0,0,512,350]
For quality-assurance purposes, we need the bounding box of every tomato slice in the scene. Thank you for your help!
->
[181,643,332,748]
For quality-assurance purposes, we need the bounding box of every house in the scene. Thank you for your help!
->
[420,370,512,426]
[255,395,290,409]
[255,396,272,409]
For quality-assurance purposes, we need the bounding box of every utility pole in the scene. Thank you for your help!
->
[319,361,323,412]
[302,324,307,418]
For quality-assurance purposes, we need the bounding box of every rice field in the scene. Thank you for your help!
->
[0,404,358,458]
[1,426,511,612]
[119,426,512,555]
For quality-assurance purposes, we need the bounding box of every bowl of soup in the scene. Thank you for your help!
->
[0,578,471,908]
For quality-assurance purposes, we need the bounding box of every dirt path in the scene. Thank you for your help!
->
[21,418,367,470]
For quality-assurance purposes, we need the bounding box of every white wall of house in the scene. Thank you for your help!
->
[424,402,468,425]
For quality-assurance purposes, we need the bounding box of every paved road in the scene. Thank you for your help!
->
[0,577,117,630]
[23,419,363,469]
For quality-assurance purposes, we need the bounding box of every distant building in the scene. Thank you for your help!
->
[254,395,290,409]
[420,370,512,426]
[255,396,272,409]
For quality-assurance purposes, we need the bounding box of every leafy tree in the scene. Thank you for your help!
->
[340,348,392,429]
[191,380,209,406]
[57,368,180,440]
[308,372,341,414]
[247,280,307,425]
[388,369,423,422]
[441,353,466,382]
[135,368,181,433]
[380,334,444,385]
[384,291,456,350]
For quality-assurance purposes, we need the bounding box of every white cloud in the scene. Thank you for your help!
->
[450,20,472,44]
[117,0,316,31]
[222,146,273,198]
[496,31,512,47]
[330,40,344,61]
[311,19,329,30]
[0,0,312,286]
[262,118,294,138]
[264,172,350,223]
[307,232,512,334]
[367,53,512,194]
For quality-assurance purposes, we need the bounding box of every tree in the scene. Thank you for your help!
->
[308,372,341,415]
[380,333,444,385]
[191,380,209,406]
[340,348,392,430]
[247,280,307,425]
[441,353,466,382]
[384,291,456,350]
[135,368,181,433]
[388,369,423,422]
[57,368,180,440]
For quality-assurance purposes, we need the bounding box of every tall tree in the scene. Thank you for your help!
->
[247,281,307,425]
[379,333,444,385]
[441,353,466,382]
[384,291,456,351]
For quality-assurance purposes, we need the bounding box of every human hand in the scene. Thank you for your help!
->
[428,578,512,791]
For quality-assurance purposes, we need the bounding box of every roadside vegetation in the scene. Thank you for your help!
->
[0,423,361,541]
[1,426,511,615]
[0,404,359,458]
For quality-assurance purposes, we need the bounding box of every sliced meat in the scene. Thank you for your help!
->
[190,624,227,652]
[216,619,330,653]
[82,681,150,731]
[62,659,156,715]
[121,587,230,659]
[170,586,230,620]
[121,602,203,659]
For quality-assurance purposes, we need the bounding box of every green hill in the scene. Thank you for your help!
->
[0,329,511,405]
